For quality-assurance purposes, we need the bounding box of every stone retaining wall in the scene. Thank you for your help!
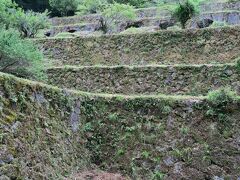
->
[47,65,240,95]
[1,73,240,179]
[0,73,91,179]
[38,26,240,66]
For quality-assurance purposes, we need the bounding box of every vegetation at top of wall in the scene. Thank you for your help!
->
[172,0,199,29]
[210,21,228,28]
[109,0,148,8]
[207,88,237,108]
[206,87,238,134]
[0,28,45,80]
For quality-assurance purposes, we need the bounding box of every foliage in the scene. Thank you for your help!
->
[15,10,49,38]
[101,3,136,33]
[49,0,79,16]
[0,0,18,28]
[152,171,165,180]
[0,0,49,38]
[207,88,237,128]
[15,0,50,12]
[172,0,198,29]
[77,0,108,15]
[0,28,45,80]
[207,88,236,108]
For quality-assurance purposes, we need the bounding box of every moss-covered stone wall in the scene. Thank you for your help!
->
[38,26,240,66]
[47,64,240,96]
[81,96,240,179]
[1,73,240,179]
[0,73,91,179]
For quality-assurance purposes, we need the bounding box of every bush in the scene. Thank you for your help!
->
[101,3,136,33]
[77,0,108,15]
[0,28,45,80]
[172,0,198,29]
[207,88,237,128]
[207,88,236,108]
[49,0,78,16]
[15,10,49,38]
[0,0,18,28]
[0,0,49,38]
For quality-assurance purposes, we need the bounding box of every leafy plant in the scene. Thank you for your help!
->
[100,3,136,33]
[207,88,236,108]
[152,171,165,180]
[15,10,49,38]
[172,0,198,29]
[0,28,45,80]
[0,0,49,38]
[207,88,237,128]
[0,0,18,28]
[49,0,79,16]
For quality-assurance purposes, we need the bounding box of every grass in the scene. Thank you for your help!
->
[47,63,236,70]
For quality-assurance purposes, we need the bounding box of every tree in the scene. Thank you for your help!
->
[100,3,136,33]
[49,0,79,16]
[0,28,45,79]
[15,10,49,38]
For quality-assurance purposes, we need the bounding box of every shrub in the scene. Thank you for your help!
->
[77,0,108,15]
[207,88,236,108]
[207,87,237,129]
[15,10,49,38]
[49,0,79,16]
[0,28,45,80]
[100,3,136,33]
[0,0,49,38]
[172,0,198,29]
[0,0,18,28]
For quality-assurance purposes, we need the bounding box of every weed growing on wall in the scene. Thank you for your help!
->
[206,88,237,133]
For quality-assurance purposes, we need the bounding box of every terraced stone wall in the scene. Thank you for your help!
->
[1,73,240,179]
[0,73,91,179]
[47,65,240,96]
[82,96,240,179]
[38,27,240,66]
